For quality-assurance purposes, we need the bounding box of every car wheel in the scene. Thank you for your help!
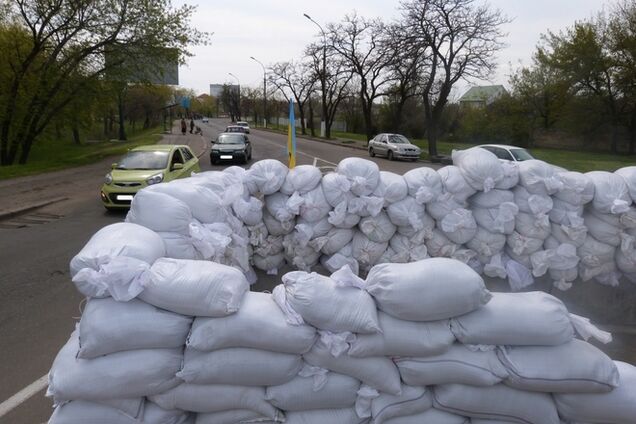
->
[387,150,394,161]
[369,148,375,157]
[211,157,218,165]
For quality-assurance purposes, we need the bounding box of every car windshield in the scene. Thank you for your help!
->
[115,151,169,170]
[388,134,410,144]
[226,127,244,132]
[216,134,245,145]
[510,148,534,161]
[237,122,248,127]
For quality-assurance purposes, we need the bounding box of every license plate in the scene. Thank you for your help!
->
[116,195,134,201]
[220,155,233,159]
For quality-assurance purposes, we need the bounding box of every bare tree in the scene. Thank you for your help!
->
[328,13,395,142]
[306,43,353,138]
[269,60,316,134]
[399,0,509,157]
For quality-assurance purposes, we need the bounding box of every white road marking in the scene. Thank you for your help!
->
[0,374,48,418]
[256,136,339,166]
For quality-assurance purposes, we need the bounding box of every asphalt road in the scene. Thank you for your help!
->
[0,119,430,423]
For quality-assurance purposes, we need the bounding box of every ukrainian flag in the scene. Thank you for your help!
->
[287,98,296,168]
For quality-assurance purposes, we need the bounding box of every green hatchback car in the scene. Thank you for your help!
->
[100,144,200,210]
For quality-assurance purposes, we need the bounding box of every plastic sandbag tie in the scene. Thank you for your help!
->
[355,385,380,418]
[319,330,355,357]
[294,223,314,247]
[415,186,434,204]
[483,254,507,279]
[441,208,475,232]
[466,344,497,352]
[328,202,348,226]
[298,364,329,391]
[504,256,534,291]
[286,192,305,216]
[544,175,564,194]
[530,250,551,277]
[272,284,304,325]
[611,199,630,215]
[71,256,150,301]
[554,279,573,291]
[483,176,495,193]
[189,221,232,260]
[528,194,553,217]
[569,313,613,344]
[331,265,366,289]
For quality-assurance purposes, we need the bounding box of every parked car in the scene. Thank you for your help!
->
[225,125,248,134]
[202,117,209,123]
[476,144,534,162]
[210,132,252,165]
[235,121,250,133]
[368,133,421,161]
[100,145,200,210]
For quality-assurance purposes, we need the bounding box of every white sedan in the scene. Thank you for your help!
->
[368,133,421,161]
[476,144,534,162]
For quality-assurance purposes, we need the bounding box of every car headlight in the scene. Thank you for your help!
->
[104,173,113,184]
[146,172,164,185]
[211,149,220,153]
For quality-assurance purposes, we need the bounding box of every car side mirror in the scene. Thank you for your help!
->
[172,163,184,171]
[111,163,117,169]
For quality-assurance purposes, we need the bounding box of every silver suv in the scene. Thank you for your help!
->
[368,133,421,161]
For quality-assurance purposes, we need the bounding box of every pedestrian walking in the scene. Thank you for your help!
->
[181,118,187,135]
[190,118,195,134]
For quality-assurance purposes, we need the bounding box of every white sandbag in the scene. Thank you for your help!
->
[586,171,631,214]
[143,402,193,424]
[151,383,280,418]
[47,331,181,402]
[369,385,432,424]
[318,228,355,256]
[395,344,508,387]
[303,340,402,395]
[616,248,636,274]
[554,361,636,424]
[145,179,228,224]
[284,408,368,424]
[195,410,282,424]
[245,159,288,195]
[433,383,560,424]
[555,171,595,205]
[496,161,519,189]
[232,195,263,226]
[70,226,165,300]
[440,208,477,244]
[366,258,491,321]
[321,172,353,207]
[470,189,514,209]
[272,267,380,333]
[438,165,477,203]
[321,243,360,275]
[497,339,619,393]
[584,211,623,247]
[347,195,384,218]
[387,234,428,263]
[359,211,397,243]
[337,157,380,196]
[48,400,141,424]
[266,371,360,411]
[384,409,469,424]
[263,210,295,236]
[515,212,551,240]
[328,202,361,228]
[472,203,518,235]
[506,231,544,256]
[386,196,429,229]
[549,198,584,225]
[450,291,574,346]
[466,227,506,257]
[349,312,454,357]
[280,165,322,195]
[577,236,616,276]
[299,186,331,222]
[78,298,191,359]
[616,165,636,204]
[157,232,200,260]
[514,186,553,218]
[403,167,442,203]
[551,222,587,247]
[351,231,389,270]
[427,192,467,221]
[517,159,563,195]
[252,252,285,274]
[294,217,333,246]
[177,347,302,386]
[138,258,248,317]
[187,292,316,354]
[452,147,504,192]
[191,169,245,205]
[590,205,636,229]
[373,171,408,205]
[425,230,473,261]
[126,190,193,234]
[265,192,296,222]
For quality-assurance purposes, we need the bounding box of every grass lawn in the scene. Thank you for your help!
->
[0,127,162,180]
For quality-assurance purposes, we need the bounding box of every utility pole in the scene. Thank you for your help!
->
[250,56,267,128]
[228,72,241,120]
[303,13,327,138]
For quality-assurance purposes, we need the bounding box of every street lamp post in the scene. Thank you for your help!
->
[250,56,267,128]
[228,72,241,120]
[303,13,327,138]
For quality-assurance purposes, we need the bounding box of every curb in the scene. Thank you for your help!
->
[0,196,68,220]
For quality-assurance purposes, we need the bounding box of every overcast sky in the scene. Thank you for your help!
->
[177,0,613,98]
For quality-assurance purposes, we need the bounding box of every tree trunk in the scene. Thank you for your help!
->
[118,91,127,141]
[72,123,81,145]
[298,104,307,135]
[308,100,315,137]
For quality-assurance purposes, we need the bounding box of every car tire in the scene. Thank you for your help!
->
[369,148,375,157]
[387,150,394,161]
[211,157,218,165]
